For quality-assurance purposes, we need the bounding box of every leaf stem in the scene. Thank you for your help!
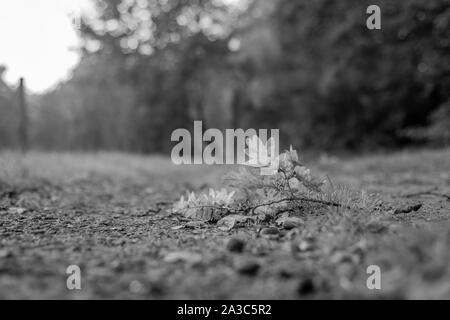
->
[250,197,345,214]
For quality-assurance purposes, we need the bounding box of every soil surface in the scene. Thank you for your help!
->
[0,149,449,299]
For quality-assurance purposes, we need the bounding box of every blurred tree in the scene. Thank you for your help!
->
[232,0,450,150]
[34,0,248,152]
[34,53,138,150]
[297,0,447,149]
[30,0,450,152]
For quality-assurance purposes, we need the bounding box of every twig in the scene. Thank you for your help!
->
[425,192,449,201]
[172,194,348,218]
[250,197,346,215]
[403,188,450,201]
[172,205,240,216]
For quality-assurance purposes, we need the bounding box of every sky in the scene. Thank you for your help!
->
[0,0,241,94]
[0,0,92,93]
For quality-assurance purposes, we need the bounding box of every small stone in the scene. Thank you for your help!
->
[129,280,145,294]
[337,262,355,279]
[217,215,250,232]
[277,217,305,230]
[164,251,202,265]
[297,278,315,296]
[226,238,245,253]
[254,206,277,216]
[279,269,293,279]
[0,249,13,258]
[260,227,280,237]
[366,219,388,234]
[330,251,359,264]
[278,265,296,279]
[236,260,260,276]
[149,281,165,296]
[298,237,316,252]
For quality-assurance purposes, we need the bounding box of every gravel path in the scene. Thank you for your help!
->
[0,149,449,299]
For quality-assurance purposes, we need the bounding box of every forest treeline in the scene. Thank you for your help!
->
[0,0,449,152]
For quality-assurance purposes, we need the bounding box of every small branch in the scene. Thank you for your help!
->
[280,169,296,197]
[250,197,346,215]
[403,187,450,201]
[424,192,449,201]
[172,205,240,216]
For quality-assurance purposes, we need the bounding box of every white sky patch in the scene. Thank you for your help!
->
[0,0,92,93]
[0,0,240,93]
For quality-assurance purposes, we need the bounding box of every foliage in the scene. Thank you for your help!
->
[173,188,236,221]
[406,101,450,146]
[172,148,335,221]
[30,0,247,152]
[247,0,450,150]
[3,0,449,152]
[425,102,450,145]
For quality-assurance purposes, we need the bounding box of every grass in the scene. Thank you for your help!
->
[0,151,228,183]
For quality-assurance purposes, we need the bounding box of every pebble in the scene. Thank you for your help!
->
[164,251,202,265]
[217,215,250,231]
[260,227,280,237]
[226,238,245,253]
[0,249,13,258]
[278,217,305,230]
[366,220,388,234]
[129,280,145,294]
[297,278,316,296]
[236,260,260,276]
[298,238,316,252]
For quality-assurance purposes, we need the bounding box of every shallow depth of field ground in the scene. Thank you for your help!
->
[0,149,449,299]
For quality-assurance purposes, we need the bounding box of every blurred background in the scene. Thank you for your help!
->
[0,0,449,154]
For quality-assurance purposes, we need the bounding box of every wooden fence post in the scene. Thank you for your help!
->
[18,77,28,152]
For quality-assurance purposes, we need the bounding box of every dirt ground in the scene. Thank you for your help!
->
[0,149,449,299]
